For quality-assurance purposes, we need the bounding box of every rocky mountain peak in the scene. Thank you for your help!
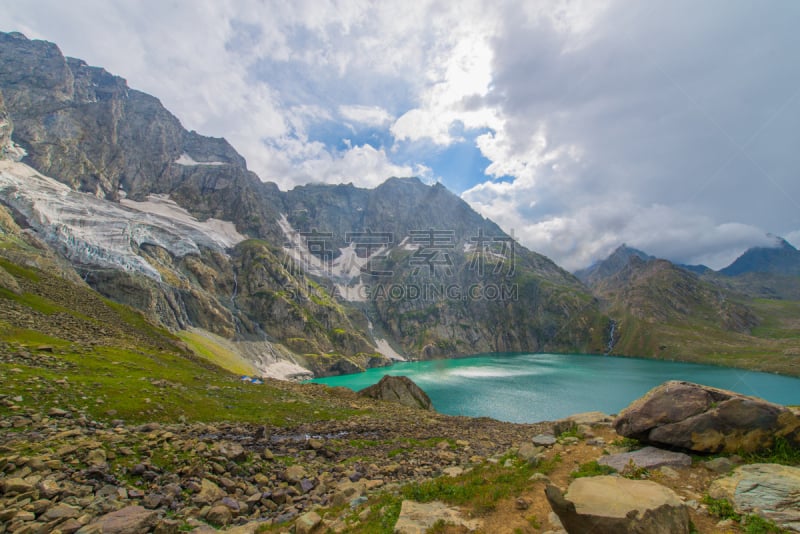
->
[719,234,800,277]
[575,244,654,287]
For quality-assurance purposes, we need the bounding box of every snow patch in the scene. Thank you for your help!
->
[175,153,226,166]
[374,338,406,361]
[278,214,388,287]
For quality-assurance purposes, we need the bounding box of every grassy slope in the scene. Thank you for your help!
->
[0,231,356,426]
[599,260,800,375]
[612,298,800,376]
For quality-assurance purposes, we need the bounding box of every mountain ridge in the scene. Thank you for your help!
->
[0,31,607,376]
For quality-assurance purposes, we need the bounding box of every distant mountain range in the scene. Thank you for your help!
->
[575,240,800,373]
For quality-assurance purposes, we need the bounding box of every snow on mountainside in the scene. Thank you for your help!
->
[0,159,245,280]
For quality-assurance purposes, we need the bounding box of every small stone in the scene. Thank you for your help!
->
[284,464,307,484]
[295,511,322,534]
[517,442,542,464]
[2,477,34,495]
[42,503,80,521]
[48,407,69,417]
[262,448,275,461]
[153,518,181,534]
[192,479,225,506]
[516,497,531,510]
[142,493,163,509]
[300,478,316,494]
[704,457,735,474]
[442,467,463,477]
[532,434,557,447]
[84,505,158,534]
[214,441,246,462]
[86,448,107,466]
[206,505,232,526]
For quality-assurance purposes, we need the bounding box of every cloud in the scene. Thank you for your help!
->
[462,0,800,269]
[338,105,393,127]
[2,0,799,271]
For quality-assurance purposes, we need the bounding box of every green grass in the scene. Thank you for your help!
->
[178,329,257,376]
[740,437,800,466]
[571,460,616,478]
[702,496,788,533]
[0,287,71,315]
[400,454,544,515]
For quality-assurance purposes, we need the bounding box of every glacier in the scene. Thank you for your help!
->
[0,160,246,281]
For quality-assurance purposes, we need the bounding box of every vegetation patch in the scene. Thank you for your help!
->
[571,460,616,478]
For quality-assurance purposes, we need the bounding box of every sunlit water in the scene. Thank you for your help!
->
[310,353,800,423]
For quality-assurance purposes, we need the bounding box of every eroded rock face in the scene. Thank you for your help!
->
[709,463,800,532]
[545,476,690,534]
[358,375,433,410]
[614,381,800,453]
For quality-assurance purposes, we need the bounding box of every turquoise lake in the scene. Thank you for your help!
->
[310,353,800,423]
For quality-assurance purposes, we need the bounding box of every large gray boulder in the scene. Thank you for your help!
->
[709,463,800,532]
[614,381,800,453]
[545,476,690,534]
[359,375,433,410]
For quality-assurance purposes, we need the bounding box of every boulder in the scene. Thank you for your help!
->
[295,511,322,534]
[358,375,433,410]
[598,446,691,472]
[709,463,800,532]
[80,505,158,534]
[545,476,690,534]
[192,478,226,506]
[614,381,800,453]
[394,500,481,533]
[214,441,247,462]
[532,433,557,447]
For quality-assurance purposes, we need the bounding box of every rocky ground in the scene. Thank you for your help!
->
[2,381,797,534]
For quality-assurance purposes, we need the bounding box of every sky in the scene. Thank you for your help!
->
[2,0,800,271]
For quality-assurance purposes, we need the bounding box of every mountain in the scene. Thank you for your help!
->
[719,235,800,277]
[575,245,654,286]
[580,245,800,374]
[0,32,607,377]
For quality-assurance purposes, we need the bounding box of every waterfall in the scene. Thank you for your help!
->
[606,319,617,354]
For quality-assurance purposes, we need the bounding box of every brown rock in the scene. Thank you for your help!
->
[192,478,226,506]
[358,375,433,410]
[206,504,233,526]
[614,381,800,453]
[546,476,690,534]
[82,505,158,534]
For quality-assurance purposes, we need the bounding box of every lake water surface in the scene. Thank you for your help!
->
[310,353,800,423]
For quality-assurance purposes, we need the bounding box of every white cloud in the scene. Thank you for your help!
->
[785,231,800,249]
[338,105,393,127]
[2,0,798,271]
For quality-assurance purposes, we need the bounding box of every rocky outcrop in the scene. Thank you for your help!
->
[545,476,691,534]
[359,375,433,410]
[598,446,691,472]
[709,463,800,532]
[614,381,800,453]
